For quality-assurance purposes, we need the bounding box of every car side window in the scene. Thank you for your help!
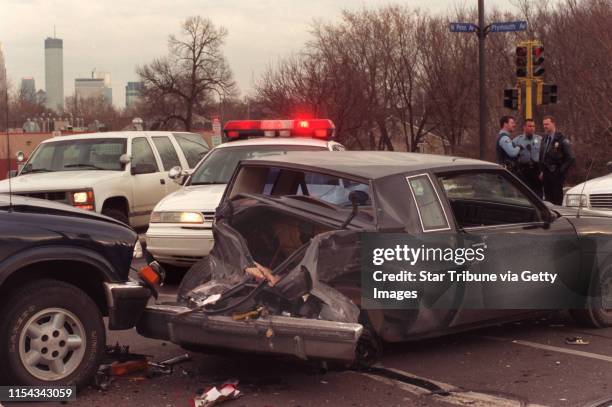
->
[407,174,450,232]
[438,171,540,228]
[173,133,210,168]
[152,136,181,171]
[131,138,159,174]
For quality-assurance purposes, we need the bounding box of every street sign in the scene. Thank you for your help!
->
[449,23,477,33]
[490,21,527,33]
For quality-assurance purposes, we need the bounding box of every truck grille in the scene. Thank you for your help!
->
[203,211,216,221]
[17,191,69,204]
[589,194,612,209]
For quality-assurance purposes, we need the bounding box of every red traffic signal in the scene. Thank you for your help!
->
[532,45,544,77]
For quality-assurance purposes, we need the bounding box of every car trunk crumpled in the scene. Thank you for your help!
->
[137,201,364,362]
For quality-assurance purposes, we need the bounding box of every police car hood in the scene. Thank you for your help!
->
[0,171,122,193]
[565,173,612,195]
[153,184,226,213]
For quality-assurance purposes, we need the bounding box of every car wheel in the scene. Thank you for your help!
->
[178,257,213,302]
[571,267,612,328]
[102,207,129,225]
[0,280,105,388]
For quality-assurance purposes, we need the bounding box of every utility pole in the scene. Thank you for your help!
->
[451,9,527,160]
[478,0,486,160]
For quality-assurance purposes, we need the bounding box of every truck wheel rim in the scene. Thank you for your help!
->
[18,307,87,381]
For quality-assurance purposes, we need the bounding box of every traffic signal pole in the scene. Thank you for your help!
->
[478,0,486,160]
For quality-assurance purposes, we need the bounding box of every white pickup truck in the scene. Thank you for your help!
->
[0,131,209,228]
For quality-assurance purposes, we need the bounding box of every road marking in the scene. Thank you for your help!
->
[356,367,547,407]
[510,339,612,363]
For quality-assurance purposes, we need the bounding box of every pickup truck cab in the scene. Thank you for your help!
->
[0,131,210,228]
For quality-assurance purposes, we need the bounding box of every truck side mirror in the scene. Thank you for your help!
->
[119,154,131,165]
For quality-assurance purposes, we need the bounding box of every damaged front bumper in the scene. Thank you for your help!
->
[136,304,363,362]
[104,281,151,330]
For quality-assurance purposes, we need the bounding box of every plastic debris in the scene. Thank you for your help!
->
[191,381,242,407]
[565,337,590,345]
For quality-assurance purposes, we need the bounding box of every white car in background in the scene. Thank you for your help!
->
[145,119,344,268]
[564,162,612,214]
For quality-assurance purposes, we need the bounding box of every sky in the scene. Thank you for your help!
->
[1,0,527,109]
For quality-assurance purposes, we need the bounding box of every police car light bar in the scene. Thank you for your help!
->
[223,119,335,140]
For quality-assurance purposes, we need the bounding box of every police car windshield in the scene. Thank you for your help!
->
[21,138,127,174]
[188,145,325,185]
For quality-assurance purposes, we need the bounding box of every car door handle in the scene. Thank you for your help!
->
[160,179,165,185]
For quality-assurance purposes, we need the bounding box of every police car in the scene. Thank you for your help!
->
[145,119,345,268]
[563,162,612,213]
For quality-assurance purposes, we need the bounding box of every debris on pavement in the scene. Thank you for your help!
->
[565,337,590,345]
[95,343,192,389]
[149,353,192,376]
[192,380,242,407]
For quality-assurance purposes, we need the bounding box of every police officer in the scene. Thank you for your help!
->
[496,115,520,170]
[539,115,575,205]
[513,119,543,197]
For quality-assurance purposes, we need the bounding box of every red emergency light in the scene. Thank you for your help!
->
[223,119,335,141]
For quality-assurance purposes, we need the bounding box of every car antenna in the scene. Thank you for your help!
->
[577,158,594,219]
[3,62,11,211]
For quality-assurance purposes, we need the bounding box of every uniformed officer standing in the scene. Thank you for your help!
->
[496,116,520,170]
[539,116,575,205]
[513,119,543,197]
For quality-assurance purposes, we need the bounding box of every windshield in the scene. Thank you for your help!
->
[21,138,127,174]
[188,145,326,185]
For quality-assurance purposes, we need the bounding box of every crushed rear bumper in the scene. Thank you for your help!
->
[136,304,363,362]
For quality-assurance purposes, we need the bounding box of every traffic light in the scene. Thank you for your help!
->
[541,83,557,104]
[532,45,544,77]
[503,88,520,110]
[516,46,528,78]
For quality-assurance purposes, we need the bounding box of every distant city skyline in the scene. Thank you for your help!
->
[1,0,539,108]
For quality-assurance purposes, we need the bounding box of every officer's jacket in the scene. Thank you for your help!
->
[514,133,541,165]
[496,130,520,166]
[539,132,575,174]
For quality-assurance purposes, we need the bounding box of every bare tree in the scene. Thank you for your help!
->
[137,16,236,131]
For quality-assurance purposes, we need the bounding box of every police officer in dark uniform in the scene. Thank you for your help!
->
[496,115,520,170]
[513,119,543,197]
[539,115,575,205]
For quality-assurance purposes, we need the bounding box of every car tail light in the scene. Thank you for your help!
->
[223,119,335,141]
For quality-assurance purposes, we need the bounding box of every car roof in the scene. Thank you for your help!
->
[240,151,498,179]
[39,131,184,143]
[216,137,332,149]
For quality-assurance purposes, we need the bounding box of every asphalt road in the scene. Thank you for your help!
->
[17,264,612,407]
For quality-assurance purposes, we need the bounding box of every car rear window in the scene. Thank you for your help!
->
[189,145,325,185]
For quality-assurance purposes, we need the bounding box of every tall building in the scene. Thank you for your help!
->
[20,77,36,103]
[125,81,143,108]
[75,78,106,102]
[44,37,64,112]
[75,70,112,105]
[94,71,112,105]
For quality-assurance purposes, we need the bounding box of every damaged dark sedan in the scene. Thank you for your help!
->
[136,151,612,364]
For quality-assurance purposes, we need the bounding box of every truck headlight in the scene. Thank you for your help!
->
[72,190,95,210]
[565,194,588,207]
[150,211,204,224]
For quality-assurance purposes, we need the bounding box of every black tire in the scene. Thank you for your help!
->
[571,267,612,328]
[177,257,213,302]
[101,207,129,225]
[0,280,106,388]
